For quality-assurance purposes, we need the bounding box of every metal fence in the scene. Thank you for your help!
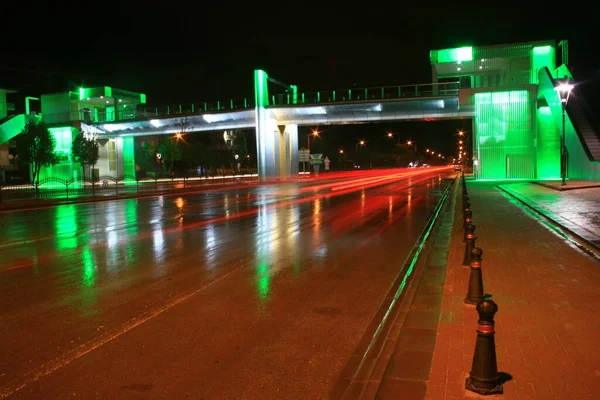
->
[0,172,259,204]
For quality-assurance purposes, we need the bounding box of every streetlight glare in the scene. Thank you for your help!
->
[311,129,320,136]
[359,140,365,145]
[554,83,574,93]
[458,130,464,136]
[387,132,393,137]
[407,140,412,145]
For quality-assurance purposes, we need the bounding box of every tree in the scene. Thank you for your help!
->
[16,120,59,184]
[176,117,192,136]
[208,131,231,174]
[232,129,248,162]
[182,139,209,172]
[156,117,192,175]
[71,132,99,180]
[157,137,182,174]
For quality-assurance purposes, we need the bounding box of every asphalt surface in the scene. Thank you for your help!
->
[0,167,453,399]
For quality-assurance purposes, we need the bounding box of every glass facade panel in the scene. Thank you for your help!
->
[122,136,135,178]
[474,90,534,180]
[108,140,117,171]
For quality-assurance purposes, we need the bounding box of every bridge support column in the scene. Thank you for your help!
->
[278,124,298,179]
[254,69,298,181]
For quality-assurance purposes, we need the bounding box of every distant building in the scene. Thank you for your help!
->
[0,85,146,182]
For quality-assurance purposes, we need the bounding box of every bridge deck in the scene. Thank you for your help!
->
[89,82,460,125]
[85,83,469,136]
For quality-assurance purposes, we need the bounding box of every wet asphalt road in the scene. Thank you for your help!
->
[0,167,452,399]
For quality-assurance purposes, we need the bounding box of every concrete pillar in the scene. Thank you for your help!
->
[254,70,299,181]
[277,124,299,179]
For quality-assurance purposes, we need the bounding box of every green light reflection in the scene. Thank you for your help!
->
[125,200,139,263]
[82,247,95,288]
[55,205,78,250]
[256,260,270,301]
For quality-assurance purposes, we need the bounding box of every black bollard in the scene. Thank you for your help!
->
[462,223,476,267]
[465,299,503,395]
[464,247,484,305]
[463,209,472,241]
[463,201,471,219]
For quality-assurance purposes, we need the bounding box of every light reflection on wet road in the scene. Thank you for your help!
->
[0,167,452,399]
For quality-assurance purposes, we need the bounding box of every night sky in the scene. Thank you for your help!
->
[2,3,599,160]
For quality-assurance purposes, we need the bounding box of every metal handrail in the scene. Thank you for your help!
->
[271,82,460,106]
[40,81,461,125]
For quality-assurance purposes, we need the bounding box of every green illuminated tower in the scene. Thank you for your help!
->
[431,41,568,180]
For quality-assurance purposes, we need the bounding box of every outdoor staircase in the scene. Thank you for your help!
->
[566,95,600,162]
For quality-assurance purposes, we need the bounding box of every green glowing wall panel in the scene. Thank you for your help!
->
[536,107,560,179]
[531,46,556,84]
[122,136,136,178]
[474,90,534,180]
[40,127,78,180]
[430,47,473,64]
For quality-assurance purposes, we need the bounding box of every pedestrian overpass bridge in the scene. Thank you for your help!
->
[92,80,469,137]
[88,75,471,180]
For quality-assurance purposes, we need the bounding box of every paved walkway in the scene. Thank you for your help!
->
[425,182,600,399]
[499,183,600,249]
[535,180,600,191]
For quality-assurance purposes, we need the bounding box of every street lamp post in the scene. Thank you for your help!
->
[406,140,417,154]
[308,129,320,151]
[554,80,574,185]
[356,140,366,167]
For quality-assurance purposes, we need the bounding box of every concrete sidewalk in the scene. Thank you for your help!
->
[535,180,600,191]
[498,182,600,251]
[424,182,600,399]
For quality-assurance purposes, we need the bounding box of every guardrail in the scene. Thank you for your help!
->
[270,82,460,107]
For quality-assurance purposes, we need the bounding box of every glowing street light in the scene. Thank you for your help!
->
[308,129,320,151]
[387,132,393,138]
[555,80,574,185]
[458,130,464,136]
[356,140,366,154]
[339,149,344,154]
[406,140,417,154]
